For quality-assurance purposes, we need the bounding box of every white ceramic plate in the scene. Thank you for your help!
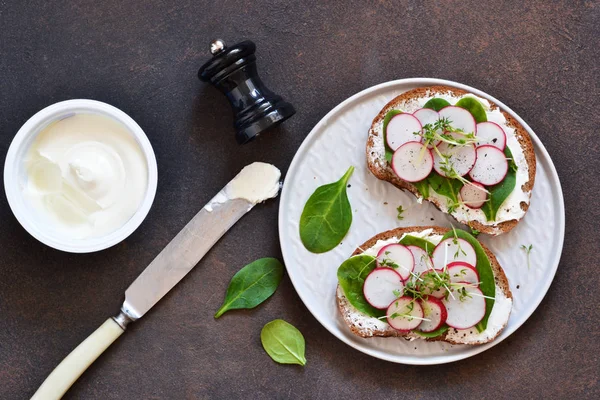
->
[279,78,565,364]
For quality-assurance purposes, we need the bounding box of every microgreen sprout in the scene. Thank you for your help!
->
[380,252,400,269]
[451,227,468,259]
[396,205,405,220]
[457,286,472,302]
[450,282,495,301]
[388,300,432,322]
[390,312,431,322]
[432,144,490,195]
[520,244,533,269]
[417,118,478,148]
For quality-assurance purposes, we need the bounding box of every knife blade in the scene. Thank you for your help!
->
[122,196,253,320]
[31,162,281,400]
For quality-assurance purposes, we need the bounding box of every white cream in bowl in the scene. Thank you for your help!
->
[4,100,158,252]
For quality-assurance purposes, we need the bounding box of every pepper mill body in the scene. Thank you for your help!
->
[198,40,295,144]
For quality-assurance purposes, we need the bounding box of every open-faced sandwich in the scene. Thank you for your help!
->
[366,85,536,235]
[336,226,512,345]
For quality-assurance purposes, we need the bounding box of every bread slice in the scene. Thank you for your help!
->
[366,85,536,235]
[336,226,513,345]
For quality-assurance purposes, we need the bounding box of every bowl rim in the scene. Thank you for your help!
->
[3,99,158,253]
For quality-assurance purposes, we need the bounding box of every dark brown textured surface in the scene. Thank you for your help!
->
[0,1,598,399]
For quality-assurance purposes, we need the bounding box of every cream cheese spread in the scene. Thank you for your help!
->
[204,162,281,212]
[369,90,531,231]
[23,113,148,239]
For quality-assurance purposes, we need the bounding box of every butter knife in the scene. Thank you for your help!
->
[31,162,281,400]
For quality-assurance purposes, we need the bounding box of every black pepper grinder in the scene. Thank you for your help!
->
[198,39,295,144]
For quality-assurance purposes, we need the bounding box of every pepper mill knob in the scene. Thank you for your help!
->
[198,40,295,144]
[210,39,226,55]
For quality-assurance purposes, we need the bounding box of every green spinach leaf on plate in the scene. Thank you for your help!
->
[481,146,517,222]
[299,166,354,253]
[337,255,384,318]
[455,97,488,123]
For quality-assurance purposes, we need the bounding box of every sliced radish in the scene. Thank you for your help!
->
[432,238,477,269]
[447,262,479,285]
[407,245,433,275]
[418,297,448,333]
[476,121,506,150]
[363,268,405,310]
[469,145,508,186]
[413,108,439,129]
[391,141,433,182]
[386,113,423,151]
[459,181,487,209]
[433,141,477,177]
[418,269,448,299]
[438,106,477,135]
[386,296,424,332]
[377,244,415,281]
[414,108,441,149]
[443,284,486,329]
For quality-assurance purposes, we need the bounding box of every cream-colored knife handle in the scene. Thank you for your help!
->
[31,318,125,400]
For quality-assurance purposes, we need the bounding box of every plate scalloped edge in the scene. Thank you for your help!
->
[279,78,565,365]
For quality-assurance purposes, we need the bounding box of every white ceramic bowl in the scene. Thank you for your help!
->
[3,99,158,253]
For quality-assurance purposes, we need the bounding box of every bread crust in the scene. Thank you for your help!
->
[366,85,536,235]
[336,226,512,345]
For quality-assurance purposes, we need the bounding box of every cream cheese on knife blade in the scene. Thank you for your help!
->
[204,162,281,211]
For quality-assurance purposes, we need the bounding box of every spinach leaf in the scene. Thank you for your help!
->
[383,110,402,163]
[261,319,306,366]
[413,179,430,199]
[299,166,354,253]
[441,229,495,332]
[214,258,284,318]
[413,325,449,338]
[423,98,451,111]
[481,146,517,221]
[412,168,438,199]
[399,235,436,255]
[337,255,385,318]
[428,172,463,204]
[455,97,488,123]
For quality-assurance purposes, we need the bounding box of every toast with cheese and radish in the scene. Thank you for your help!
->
[366,85,536,235]
[336,226,512,345]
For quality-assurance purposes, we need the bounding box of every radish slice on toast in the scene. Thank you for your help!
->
[391,141,433,182]
[459,181,487,209]
[433,141,477,177]
[407,245,433,275]
[413,108,441,148]
[363,268,405,310]
[377,244,415,280]
[386,296,424,332]
[438,106,477,135]
[413,108,439,127]
[386,113,423,151]
[469,145,508,186]
[432,238,477,269]
[447,262,480,285]
[443,284,486,329]
[476,121,506,150]
[418,297,448,333]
